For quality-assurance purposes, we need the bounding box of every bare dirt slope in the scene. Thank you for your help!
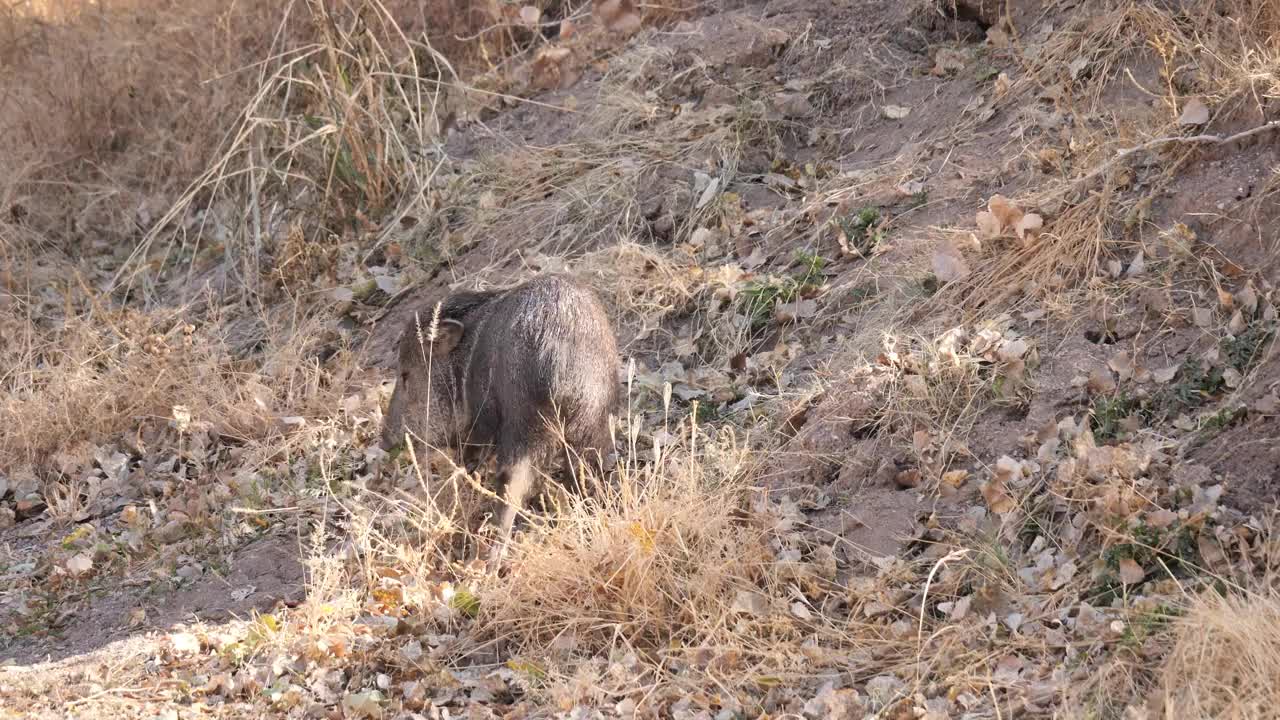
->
[3,0,1280,718]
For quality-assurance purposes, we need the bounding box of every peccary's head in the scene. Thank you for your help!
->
[380,310,464,452]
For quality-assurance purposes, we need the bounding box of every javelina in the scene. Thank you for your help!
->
[381,275,620,558]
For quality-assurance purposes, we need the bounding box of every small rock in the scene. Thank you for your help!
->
[865,674,906,708]
[153,519,189,544]
[773,92,815,118]
[168,632,201,656]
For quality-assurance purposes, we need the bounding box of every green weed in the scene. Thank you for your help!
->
[836,207,882,256]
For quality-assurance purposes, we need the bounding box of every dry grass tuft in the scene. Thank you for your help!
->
[1158,590,1280,717]
[0,0,287,246]
[482,426,763,660]
[0,295,356,470]
[943,0,1280,313]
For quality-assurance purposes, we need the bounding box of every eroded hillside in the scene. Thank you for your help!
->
[3,0,1280,717]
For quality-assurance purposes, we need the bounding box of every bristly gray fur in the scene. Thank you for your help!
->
[381,275,621,547]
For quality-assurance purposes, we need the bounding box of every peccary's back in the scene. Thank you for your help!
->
[456,276,619,457]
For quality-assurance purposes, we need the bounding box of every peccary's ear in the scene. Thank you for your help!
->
[432,318,465,356]
[397,320,423,369]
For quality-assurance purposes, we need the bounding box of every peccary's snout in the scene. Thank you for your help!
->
[381,314,465,453]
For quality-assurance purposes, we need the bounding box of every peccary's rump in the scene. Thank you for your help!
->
[382,276,619,528]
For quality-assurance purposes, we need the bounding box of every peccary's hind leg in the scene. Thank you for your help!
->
[487,453,534,571]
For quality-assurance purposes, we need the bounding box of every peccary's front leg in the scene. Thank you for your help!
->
[487,454,534,571]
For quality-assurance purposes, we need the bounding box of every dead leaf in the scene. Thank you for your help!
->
[342,690,385,719]
[882,104,911,120]
[1228,309,1247,335]
[1218,287,1234,311]
[1237,284,1259,315]
[594,0,642,35]
[932,240,971,283]
[981,480,1016,514]
[1118,558,1145,585]
[373,274,399,295]
[994,456,1024,485]
[1223,367,1243,389]
[894,469,921,489]
[66,553,93,576]
[976,210,1003,239]
[774,299,818,324]
[1068,56,1089,80]
[942,469,970,488]
[913,429,933,455]
[998,338,1029,361]
[994,72,1012,97]
[529,46,578,90]
[696,176,721,209]
[1197,533,1229,574]
[732,590,769,617]
[1152,365,1179,384]
[1178,98,1210,126]
[790,602,814,621]
[1015,213,1043,242]
[1049,560,1077,590]
[1125,250,1145,278]
[1108,351,1134,382]
[1147,509,1177,528]
[932,47,967,75]
[987,194,1024,231]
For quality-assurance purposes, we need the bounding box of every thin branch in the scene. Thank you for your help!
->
[1042,120,1280,201]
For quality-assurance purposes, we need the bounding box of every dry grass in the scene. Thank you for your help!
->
[1159,589,1280,718]
[481,430,774,672]
[4,0,1280,718]
[0,294,358,470]
[932,0,1280,313]
[324,417,930,711]
[0,0,285,247]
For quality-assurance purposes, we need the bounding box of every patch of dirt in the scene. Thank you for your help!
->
[1192,341,1280,513]
[1,533,304,666]
[812,485,933,563]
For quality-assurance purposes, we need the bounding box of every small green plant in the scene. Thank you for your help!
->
[1170,359,1225,410]
[1222,324,1273,373]
[836,206,882,255]
[848,282,878,308]
[975,65,999,83]
[1090,517,1198,602]
[1118,603,1184,648]
[738,277,800,333]
[1201,406,1244,432]
[794,249,827,283]
[693,401,723,425]
[1141,323,1274,424]
[1090,391,1142,443]
[737,251,828,335]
